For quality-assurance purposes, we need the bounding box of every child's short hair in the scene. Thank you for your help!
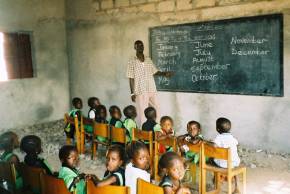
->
[107,144,126,164]
[87,97,99,107]
[126,141,148,160]
[96,105,107,115]
[187,120,201,130]
[72,97,82,107]
[109,105,121,115]
[144,107,156,120]
[20,135,42,154]
[0,131,18,150]
[160,116,173,125]
[123,105,137,119]
[158,152,183,177]
[59,145,78,163]
[216,117,231,134]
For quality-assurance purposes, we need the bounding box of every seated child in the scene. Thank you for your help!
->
[125,141,150,194]
[58,145,90,194]
[20,135,54,176]
[0,131,23,190]
[109,105,124,128]
[85,97,101,133]
[64,97,83,143]
[95,105,108,123]
[177,121,203,164]
[95,105,108,143]
[95,144,126,186]
[212,117,240,193]
[123,105,137,142]
[158,152,191,194]
[142,107,161,135]
[155,116,175,154]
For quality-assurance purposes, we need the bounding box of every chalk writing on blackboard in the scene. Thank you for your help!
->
[150,14,283,96]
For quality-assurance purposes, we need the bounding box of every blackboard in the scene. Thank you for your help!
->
[149,14,283,96]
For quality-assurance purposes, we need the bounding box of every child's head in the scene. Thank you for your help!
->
[106,144,126,172]
[0,131,19,151]
[144,107,156,121]
[96,105,107,119]
[123,105,137,119]
[158,152,186,181]
[88,97,100,109]
[216,117,231,134]
[20,135,42,155]
[187,120,201,138]
[59,145,79,168]
[72,97,83,109]
[160,116,174,133]
[109,105,122,120]
[127,141,150,171]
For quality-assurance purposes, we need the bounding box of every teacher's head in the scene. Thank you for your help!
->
[134,40,144,53]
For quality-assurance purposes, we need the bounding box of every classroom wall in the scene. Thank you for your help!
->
[66,0,290,153]
[0,0,70,129]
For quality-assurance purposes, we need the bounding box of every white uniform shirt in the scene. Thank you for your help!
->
[88,109,95,119]
[125,162,150,194]
[126,56,158,96]
[213,133,240,168]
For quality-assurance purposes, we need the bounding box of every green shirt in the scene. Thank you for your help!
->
[123,118,137,142]
[65,109,82,133]
[58,166,86,194]
[0,152,23,190]
[184,134,204,164]
[153,123,161,132]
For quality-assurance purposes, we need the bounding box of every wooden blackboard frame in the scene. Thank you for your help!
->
[149,13,284,97]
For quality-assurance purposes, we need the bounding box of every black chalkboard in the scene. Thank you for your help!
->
[149,14,283,96]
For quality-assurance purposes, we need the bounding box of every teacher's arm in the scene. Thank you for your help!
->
[154,71,173,77]
[129,78,136,102]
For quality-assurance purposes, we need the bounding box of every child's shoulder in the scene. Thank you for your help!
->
[59,166,78,177]
[214,133,238,144]
[123,118,136,126]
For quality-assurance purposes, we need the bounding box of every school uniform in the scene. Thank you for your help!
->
[180,134,204,164]
[58,166,86,194]
[159,175,180,190]
[103,168,125,186]
[109,117,124,128]
[141,119,161,145]
[24,154,54,176]
[123,118,137,142]
[64,109,82,139]
[0,152,23,190]
[125,162,150,194]
[95,118,109,143]
[142,119,161,136]
[213,133,240,168]
[155,128,175,154]
[85,108,97,133]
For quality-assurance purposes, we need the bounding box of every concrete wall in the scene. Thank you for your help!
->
[0,0,70,129]
[67,0,290,152]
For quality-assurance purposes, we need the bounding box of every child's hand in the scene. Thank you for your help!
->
[185,136,191,142]
[89,175,100,185]
[84,174,92,180]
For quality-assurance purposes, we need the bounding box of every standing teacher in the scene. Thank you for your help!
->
[126,40,172,126]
